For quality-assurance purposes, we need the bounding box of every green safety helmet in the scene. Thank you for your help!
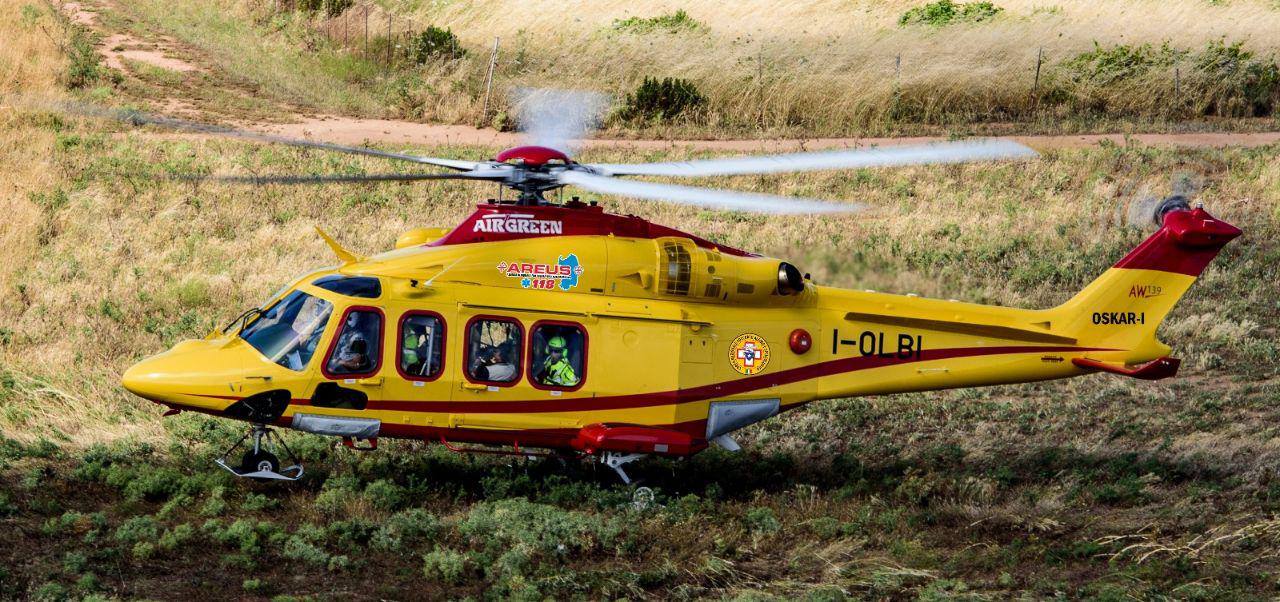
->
[545,335,568,354]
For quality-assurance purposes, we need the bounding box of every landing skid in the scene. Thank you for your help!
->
[215,425,304,481]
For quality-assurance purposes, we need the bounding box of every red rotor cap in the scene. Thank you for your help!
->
[495,145,570,167]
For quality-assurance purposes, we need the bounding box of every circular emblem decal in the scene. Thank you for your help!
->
[728,333,771,375]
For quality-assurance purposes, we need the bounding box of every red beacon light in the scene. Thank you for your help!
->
[789,329,812,354]
[495,145,570,168]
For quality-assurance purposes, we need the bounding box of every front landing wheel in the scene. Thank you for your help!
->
[241,449,280,476]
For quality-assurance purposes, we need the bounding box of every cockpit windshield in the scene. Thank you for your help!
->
[239,290,333,371]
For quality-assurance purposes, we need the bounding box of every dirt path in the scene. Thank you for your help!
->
[62,1,203,74]
[263,115,1280,153]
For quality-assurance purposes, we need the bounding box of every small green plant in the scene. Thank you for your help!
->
[621,76,706,122]
[745,506,781,534]
[63,24,103,89]
[294,0,352,18]
[422,547,469,585]
[899,0,1002,26]
[115,516,160,544]
[612,9,704,34]
[407,26,465,63]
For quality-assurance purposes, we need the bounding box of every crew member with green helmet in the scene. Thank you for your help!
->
[537,334,579,387]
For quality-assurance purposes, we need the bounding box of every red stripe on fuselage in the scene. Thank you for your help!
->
[189,344,1105,414]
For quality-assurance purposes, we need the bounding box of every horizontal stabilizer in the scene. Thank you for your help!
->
[1072,356,1180,380]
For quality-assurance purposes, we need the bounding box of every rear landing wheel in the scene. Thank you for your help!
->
[241,449,280,476]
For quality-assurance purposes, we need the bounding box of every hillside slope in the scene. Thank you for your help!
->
[3,1,1280,599]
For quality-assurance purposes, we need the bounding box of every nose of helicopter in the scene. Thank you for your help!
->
[121,339,249,412]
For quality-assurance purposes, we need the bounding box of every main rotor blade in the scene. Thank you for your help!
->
[587,139,1037,177]
[58,102,482,171]
[557,171,858,214]
[172,172,506,185]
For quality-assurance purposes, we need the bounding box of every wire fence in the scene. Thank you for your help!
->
[288,1,1277,127]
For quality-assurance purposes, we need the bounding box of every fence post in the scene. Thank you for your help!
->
[481,37,501,127]
[1174,67,1180,96]
[363,7,368,58]
[385,13,392,68]
[1033,46,1043,95]
[757,43,765,128]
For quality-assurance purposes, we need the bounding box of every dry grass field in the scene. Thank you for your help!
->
[2,1,1280,600]
[75,0,1280,136]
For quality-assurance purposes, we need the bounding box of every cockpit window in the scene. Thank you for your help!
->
[312,275,382,299]
[240,291,333,371]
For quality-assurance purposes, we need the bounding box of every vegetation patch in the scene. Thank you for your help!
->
[899,0,1003,26]
[612,9,704,34]
[620,76,706,122]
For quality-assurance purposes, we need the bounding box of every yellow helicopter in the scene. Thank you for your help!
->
[101,98,1240,483]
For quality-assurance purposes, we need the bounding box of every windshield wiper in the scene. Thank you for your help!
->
[222,307,262,334]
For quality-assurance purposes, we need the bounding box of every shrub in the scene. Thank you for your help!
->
[63,24,102,89]
[363,479,406,511]
[422,547,469,585]
[115,516,160,544]
[407,26,465,63]
[899,0,1002,26]
[372,508,441,551]
[241,493,281,512]
[1060,42,1182,87]
[612,9,704,34]
[621,76,706,121]
[458,498,621,559]
[293,0,351,18]
[745,506,781,534]
[1190,39,1280,117]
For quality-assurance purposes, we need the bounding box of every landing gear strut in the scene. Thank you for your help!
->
[215,424,304,481]
[600,452,646,484]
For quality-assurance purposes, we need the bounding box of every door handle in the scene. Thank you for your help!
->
[245,375,273,381]
[357,377,383,386]
[462,383,486,391]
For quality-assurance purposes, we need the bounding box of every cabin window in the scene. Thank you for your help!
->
[240,290,333,371]
[465,317,522,385]
[312,275,381,299]
[398,312,445,381]
[529,322,586,391]
[323,307,384,379]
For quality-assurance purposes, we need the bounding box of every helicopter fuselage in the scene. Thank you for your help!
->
[122,202,1240,459]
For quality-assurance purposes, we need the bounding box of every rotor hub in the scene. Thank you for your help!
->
[495,145,571,168]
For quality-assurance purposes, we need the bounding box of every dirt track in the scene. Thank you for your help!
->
[263,115,1280,153]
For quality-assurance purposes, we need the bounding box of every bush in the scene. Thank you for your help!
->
[612,9,704,34]
[372,508,441,551]
[1190,39,1280,117]
[899,0,1002,26]
[363,479,406,511]
[621,76,706,121]
[407,26,465,63]
[458,498,621,559]
[115,516,160,544]
[63,24,102,89]
[745,506,781,534]
[293,0,351,18]
[422,547,469,585]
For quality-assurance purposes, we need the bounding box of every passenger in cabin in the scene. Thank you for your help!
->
[474,345,517,382]
[402,322,438,377]
[535,335,579,387]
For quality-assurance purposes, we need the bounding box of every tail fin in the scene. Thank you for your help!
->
[1052,206,1241,363]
